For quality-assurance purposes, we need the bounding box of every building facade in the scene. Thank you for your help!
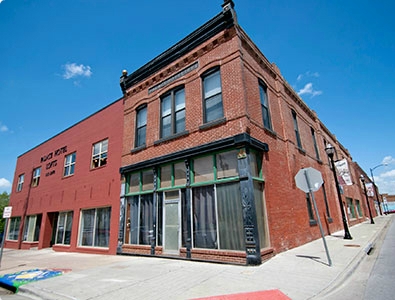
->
[117,1,377,265]
[6,1,378,264]
[6,99,124,255]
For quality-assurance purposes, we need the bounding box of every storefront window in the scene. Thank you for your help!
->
[23,214,42,242]
[7,217,21,240]
[79,207,111,247]
[129,194,154,245]
[55,211,73,245]
[216,150,238,179]
[194,156,214,183]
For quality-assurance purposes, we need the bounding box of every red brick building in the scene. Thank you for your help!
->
[117,1,377,265]
[6,99,124,255]
[6,1,377,264]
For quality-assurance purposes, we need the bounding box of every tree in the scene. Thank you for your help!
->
[0,192,10,234]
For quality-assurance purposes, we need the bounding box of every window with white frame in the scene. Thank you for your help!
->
[202,67,223,123]
[23,214,42,242]
[16,174,24,192]
[7,217,21,240]
[55,211,73,245]
[32,167,41,187]
[160,87,185,138]
[64,152,76,177]
[91,139,108,169]
[79,207,111,247]
[135,105,147,148]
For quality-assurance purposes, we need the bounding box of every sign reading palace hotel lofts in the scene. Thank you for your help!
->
[40,146,68,177]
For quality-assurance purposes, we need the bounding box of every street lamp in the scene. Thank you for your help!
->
[360,175,375,224]
[325,143,353,239]
[370,163,387,215]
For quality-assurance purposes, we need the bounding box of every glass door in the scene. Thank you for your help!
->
[163,191,180,254]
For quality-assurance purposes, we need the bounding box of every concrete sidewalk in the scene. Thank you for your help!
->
[0,215,392,300]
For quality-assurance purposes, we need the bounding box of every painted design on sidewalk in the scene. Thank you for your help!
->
[0,268,63,292]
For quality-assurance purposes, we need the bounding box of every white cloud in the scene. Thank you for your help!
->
[382,156,395,165]
[0,178,11,190]
[0,0,5,4]
[297,83,323,97]
[0,122,9,132]
[296,71,319,82]
[373,167,395,195]
[62,63,92,80]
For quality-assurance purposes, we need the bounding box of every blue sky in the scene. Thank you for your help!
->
[1,0,394,195]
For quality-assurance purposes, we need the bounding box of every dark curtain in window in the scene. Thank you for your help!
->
[217,182,244,250]
[130,196,139,244]
[157,193,163,246]
[139,194,154,245]
[193,185,217,249]
[254,181,268,249]
[94,207,111,247]
[34,214,42,242]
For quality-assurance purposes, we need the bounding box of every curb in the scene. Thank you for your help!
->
[18,285,77,300]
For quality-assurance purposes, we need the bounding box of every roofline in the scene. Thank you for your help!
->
[120,7,236,93]
[17,96,124,158]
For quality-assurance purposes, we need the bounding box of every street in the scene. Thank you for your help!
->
[364,215,395,299]
[322,216,395,300]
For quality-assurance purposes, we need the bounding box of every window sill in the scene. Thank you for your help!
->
[199,117,226,131]
[263,127,277,138]
[154,130,189,146]
[131,145,146,154]
[297,147,306,155]
[90,164,107,172]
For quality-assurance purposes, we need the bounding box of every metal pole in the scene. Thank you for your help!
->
[304,170,332,266]
[0,218,9,268]
[329,154,353,239]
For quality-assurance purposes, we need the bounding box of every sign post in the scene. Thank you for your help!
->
[295,168,332,266]
[0,206,12,269]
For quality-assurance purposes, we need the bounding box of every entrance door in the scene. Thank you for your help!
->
[163,191,180,254]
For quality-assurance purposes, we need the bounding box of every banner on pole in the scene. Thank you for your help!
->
[365,182,375,197]
[335,159,353,186]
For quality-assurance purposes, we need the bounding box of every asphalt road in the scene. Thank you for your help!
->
[322,216,395,300]
[364,216,395,300]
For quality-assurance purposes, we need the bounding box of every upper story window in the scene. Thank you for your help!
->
[64,152,76,177]
[16,174,24,192]
[292,109,302,149]
[91,139,108,169]
[135,105,147,148]
[32,167,41,187]
[311,128,320,160]
[259,81,272,130]
[161,87,185,138]
[202,68,223,123]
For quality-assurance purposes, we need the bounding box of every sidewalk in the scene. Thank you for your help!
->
[0,215,392,300]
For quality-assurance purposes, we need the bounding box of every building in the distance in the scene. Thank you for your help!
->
[6,1,378,265]
[6,99,124,255]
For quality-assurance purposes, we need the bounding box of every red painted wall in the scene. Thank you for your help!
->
[7,99,124,255]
